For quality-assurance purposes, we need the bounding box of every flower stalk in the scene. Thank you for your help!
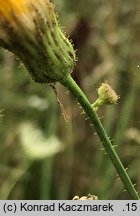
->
[61,74,139,200]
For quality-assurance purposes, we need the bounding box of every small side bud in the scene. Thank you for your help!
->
[92,82,119,111]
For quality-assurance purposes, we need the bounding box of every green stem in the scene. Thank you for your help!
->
[61,74,139,200]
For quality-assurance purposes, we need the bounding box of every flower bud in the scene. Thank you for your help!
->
[0,0,76,83]
[92,83,119,110]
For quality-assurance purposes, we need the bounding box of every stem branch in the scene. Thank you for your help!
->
[61,74,139,200]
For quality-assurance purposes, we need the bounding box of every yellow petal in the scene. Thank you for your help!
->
[0,0,31,22]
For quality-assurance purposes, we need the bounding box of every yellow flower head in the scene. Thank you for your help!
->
[0,0,76,83]
[0,0,35,32]
[0,0,29,20]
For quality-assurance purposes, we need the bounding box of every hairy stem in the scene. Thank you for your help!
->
[61,74,139,200]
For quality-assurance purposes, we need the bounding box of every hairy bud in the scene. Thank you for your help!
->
[0,0,76,83]
[92,83,119,110]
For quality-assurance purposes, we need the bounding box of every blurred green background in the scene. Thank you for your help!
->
[0,0,140,199]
